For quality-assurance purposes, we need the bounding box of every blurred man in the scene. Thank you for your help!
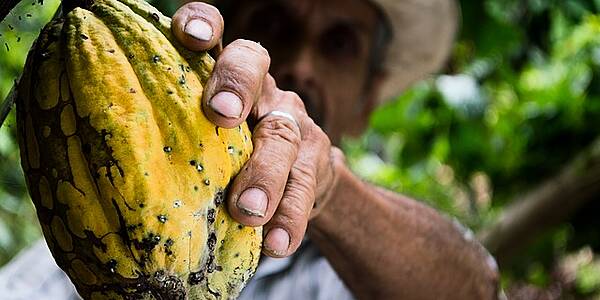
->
[0,0,501,299]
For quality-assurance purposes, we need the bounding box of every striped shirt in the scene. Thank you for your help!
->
[0,239,354,299]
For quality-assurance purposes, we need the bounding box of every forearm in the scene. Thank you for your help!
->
[309,160,500,300]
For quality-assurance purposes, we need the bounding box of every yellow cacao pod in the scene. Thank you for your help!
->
[16,0,261,299]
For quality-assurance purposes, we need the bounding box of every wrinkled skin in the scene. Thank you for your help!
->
[171,1,502,299]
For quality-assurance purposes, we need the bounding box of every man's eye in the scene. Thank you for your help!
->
[246,6,292,42]
[320,25,360,61]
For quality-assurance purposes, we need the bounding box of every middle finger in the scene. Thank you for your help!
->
[226,108,302,226]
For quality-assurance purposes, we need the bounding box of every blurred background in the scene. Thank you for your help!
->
[1,0,600,299]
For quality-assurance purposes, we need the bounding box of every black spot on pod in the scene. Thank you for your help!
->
[127,224,139,232]
[151,12,160,22]
[137,233,161,252]
[189,160,196,166]
[207,232,217,251]
[106,259,118,273]
[204,179,210,186]
[154,270,166,282]
[237,224,244,230]
[207,209,215,224]
[157,215,168,223]
[128,54,135,59]
[214,189,224,207]
[153,55,161,63]
[163,146,172,153]
[164,241,175,255]
[188,272,204,285]
[80,34,89,40]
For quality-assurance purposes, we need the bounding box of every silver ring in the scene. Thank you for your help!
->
[267,110,300,129]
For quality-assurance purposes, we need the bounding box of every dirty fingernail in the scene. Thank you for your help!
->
[209,91,243,119]
[237,188,267,217]
[265,228,290,256]
[184,19,213,41]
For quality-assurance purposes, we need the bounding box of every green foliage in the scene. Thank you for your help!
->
[0,0,60,266]
[345,0,600,295]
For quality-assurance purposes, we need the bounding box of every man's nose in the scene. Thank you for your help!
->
[276,46,316,90]
[274,47,325,126]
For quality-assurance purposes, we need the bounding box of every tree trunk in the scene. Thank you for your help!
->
[479,138,600,265]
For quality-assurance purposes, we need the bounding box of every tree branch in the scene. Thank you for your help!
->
[478,138,600,265]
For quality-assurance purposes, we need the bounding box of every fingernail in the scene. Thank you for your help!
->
[265,228,290,256]
[184,19,213,41]
[209,91,243,119]
[237,188,268,217]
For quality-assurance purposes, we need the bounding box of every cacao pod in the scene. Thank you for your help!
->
[16,0,261,299]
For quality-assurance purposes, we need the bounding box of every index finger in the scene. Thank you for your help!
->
[202,39,271,128]
[172,2,224,51]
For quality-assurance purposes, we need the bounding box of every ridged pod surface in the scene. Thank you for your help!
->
[16,0,261,299]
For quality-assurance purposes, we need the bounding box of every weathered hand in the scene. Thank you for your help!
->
[172,3,341,258]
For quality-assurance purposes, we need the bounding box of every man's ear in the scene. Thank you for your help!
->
[362,70,388,117]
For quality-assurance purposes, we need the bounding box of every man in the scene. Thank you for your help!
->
[0,0,501,299]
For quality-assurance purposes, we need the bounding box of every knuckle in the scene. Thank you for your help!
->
[300,117,328,145]
[291,165,317,191]
[314,126,331,146]
[281,90,306,111]
[216,63,255,91]
[243,157,288,185]
[230,39,271,64]
[279,192,311,227]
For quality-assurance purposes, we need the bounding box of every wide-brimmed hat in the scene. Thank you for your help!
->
[371,0,459,102]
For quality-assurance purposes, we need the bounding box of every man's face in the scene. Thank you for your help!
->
[223,0,383,144]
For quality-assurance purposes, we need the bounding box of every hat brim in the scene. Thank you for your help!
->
[371,0,459,102]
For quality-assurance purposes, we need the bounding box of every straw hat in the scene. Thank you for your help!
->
[371,0,459,101]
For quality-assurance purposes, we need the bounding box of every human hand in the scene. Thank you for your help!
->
[172,2,342,258]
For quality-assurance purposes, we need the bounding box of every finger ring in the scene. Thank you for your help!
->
[267,110,300,129]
